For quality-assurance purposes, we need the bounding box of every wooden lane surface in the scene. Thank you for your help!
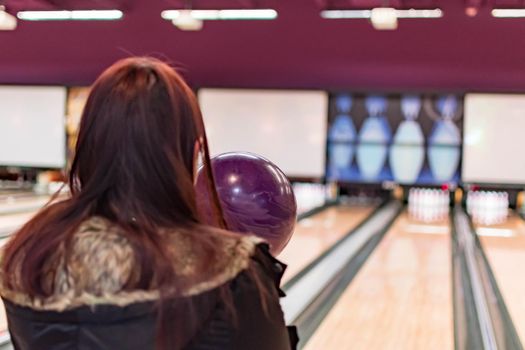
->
[305,212,453,350]
[278,205,375,284]
[0,195,51,215]
[476,214,525,343]
[0,237,10,337]
[0,212,37,236]
[0,210,38,334]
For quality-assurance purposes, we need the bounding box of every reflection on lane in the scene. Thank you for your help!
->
[477,214,525,343]
[305,212,453,350]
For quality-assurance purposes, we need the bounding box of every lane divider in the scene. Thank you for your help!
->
[281,200,402,325]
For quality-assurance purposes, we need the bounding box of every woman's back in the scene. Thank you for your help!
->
[1,214,296,349]
[0,57,297,349]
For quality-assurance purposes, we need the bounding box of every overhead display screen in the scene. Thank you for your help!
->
[463,93,525,185]
[0,86,67,168]
[199,88,328,178]
[326,93,463,185]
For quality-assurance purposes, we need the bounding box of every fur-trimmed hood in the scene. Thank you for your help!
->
[0,216,263,311]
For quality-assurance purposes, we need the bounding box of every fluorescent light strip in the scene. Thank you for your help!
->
[321,8,442,19]
[492,9,525,18]
[161,9,277,21]
[397,9,443,18]
[321,10,371,19]
[17,10,123,21]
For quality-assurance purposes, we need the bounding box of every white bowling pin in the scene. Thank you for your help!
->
[390,95,425,184]
[329,95,356,172]
[408,188,414,217]
[427,95,461,183]
[357,96,392,181]
[466,191,473,215]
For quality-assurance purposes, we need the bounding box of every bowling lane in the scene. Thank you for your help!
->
[0,201,57,346]
[305,211,453,350]
[0,211,37,237]
[0,211,34,340]
[476,214,525,343]
[278,205,376,284]
[0,195,51,215]
[0,237,8,340]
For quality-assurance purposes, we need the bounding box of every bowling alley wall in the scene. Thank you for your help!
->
[8,84,525,192]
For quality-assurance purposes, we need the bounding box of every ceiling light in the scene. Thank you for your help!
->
[161,9,277,21]
[370,7,397,30]
[465,6,478,17]
[492,9,525,18]
[396,9,443,18]
[465,0,482,17]
[172,9,203,31]
[0,6,17,30]
[320,10,371,19]
[320,8,443,19]
[17,10,123,21]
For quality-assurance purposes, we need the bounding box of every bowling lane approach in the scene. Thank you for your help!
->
[0,193,59,347]
[304,211,453,350]
[278,204,376,284]
[475,213,525,343]
[0,195,52,215]
[0,212,37,238]
[0,208,43,343]
[0,218,21,345]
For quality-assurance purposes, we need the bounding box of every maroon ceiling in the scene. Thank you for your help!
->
[1,0,525,92]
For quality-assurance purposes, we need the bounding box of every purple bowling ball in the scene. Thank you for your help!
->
[195,152,297,255]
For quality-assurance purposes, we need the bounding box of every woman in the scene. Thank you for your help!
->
[0,57,297,350]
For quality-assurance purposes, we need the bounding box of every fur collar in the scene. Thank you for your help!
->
[0,217,262,311]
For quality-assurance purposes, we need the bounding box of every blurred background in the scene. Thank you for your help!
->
[1,1,525,349]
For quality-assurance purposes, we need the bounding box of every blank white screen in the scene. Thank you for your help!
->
[0,86,66,168]
[463,93,525,184]
[199,89,328,178]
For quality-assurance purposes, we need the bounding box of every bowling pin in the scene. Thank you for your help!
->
[428,189,434,221]
[475,191,481,224]
[420,188,426,222]
[427,95,461,183]
[357,96,392,181]
[414,188,421,221]
[408,188,415,218]
[495,192,501,224]
[502,192,509,223]
[413,188,419,219]
[328,95,356,176]
[489,195,494,225]
[433,190,439,221]
[422,188,428,222]
[390,95,425,184]
[439,191,445,220]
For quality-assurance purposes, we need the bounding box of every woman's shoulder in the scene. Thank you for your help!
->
[64,218,276,295]
[167,225,272,296]
[71,217,268,285]
[0,216,280,311]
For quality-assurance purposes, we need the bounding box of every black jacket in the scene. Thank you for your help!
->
[3,245,298,350]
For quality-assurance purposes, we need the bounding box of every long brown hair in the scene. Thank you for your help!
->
[2,57,249,348]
